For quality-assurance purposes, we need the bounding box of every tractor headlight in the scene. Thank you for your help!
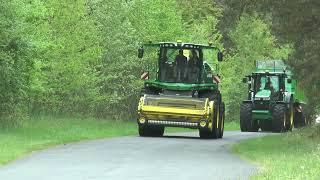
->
[138,117,146,124]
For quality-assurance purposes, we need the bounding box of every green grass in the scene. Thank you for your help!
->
[224,121,240,131]
[0,117,238,165]
[233,126,320,179]
[0,117,138,165]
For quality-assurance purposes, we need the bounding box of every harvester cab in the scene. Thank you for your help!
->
[137,41,225,139]
[241,60,308,133]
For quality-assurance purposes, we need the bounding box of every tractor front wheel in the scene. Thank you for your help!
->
[272,104,287,132]
[240,103,259,132]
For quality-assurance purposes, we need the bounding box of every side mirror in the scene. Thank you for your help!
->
[287,78,292,83]
[140,71,149,80]
[138,47,144,58]
[217,51,223,62]
[242,77,248,83]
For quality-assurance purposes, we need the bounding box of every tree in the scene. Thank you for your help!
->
[221,14,291,120]
[0,1,33,123]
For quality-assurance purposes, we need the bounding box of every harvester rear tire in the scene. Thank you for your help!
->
[240,103,259,132]
[272,104,287,133]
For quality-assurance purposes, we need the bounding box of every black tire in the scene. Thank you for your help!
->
[260,120,272,131]
[199,103,220,139]
[272,104,287,132]
[139,126,164,137]
[218,102,225,138]
[139,125,149,137]
[240,103,259,132]
[294,111,306,128]
[199,129,212,139]
[285,103,294,131]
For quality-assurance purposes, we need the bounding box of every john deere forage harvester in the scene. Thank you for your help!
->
[137,41,224,139]
[241,60,308,132]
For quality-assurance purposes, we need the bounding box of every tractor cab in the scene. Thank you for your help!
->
[158,47,202,83]
[246,73,286,103]
[138,41,223,86]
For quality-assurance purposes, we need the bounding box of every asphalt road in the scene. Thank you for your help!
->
[0,131,267,180]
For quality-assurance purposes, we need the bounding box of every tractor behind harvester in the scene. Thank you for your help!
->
[241,60,308,132]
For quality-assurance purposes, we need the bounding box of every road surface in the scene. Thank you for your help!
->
[0,131,267,180]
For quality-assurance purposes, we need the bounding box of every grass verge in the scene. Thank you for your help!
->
[233,125,320,179]
[0,117,238,165]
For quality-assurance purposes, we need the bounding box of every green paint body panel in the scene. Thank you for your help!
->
[144,81,218,91]
[252,110,272,120]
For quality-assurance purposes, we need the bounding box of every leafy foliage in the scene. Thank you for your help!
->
[221,14,291,120]
[0,0,317,123]
[0,1,33,122]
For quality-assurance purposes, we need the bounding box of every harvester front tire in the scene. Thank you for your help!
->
[139,126,150,137]
[272,104,287,133]
[139,126,164,137]
[199,130,211,139]
[199,103,220,139]
[240,103,259,132]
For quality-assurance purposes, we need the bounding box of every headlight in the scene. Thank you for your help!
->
[138,117,146,124]
[199,120,207,127]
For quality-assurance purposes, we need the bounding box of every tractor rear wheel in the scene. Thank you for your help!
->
[272,104,287,132]
[294,111,306,128]
[218,102,225,138]
[240,103,259,132]
[285,103,294,131]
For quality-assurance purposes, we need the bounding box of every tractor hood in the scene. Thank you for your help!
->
[255,89,271,100]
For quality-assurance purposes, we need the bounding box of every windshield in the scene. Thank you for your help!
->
[254,75,279,93]
[159,48,202,83]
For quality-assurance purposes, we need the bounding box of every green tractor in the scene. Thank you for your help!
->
[137,41,224,139]
[241,60,308,132]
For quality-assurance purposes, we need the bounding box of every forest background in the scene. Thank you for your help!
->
[1,0,319,125]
